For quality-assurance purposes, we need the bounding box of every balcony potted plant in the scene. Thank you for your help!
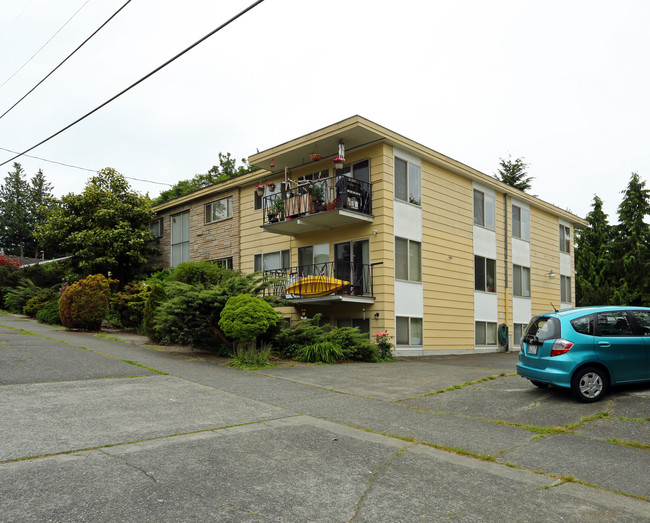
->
[310,153,322,162]
[333,157,344,170]
[266,181,276,192]
[255,184,265,197]
[267,198,285,223]
[307,183,325,213]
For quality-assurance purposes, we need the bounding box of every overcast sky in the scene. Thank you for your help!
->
[1,0,648,222]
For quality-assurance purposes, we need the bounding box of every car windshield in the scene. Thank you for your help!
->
[524,316,560,342]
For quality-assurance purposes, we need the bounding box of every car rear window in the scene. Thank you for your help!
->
[524,316,560,342]
[571,315,594,335]
[630,310,650,336]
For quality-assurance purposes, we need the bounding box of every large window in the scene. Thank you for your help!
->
[473,189,496,229]
[561,275,571,302]
[559,224,571,253]
[512,204,530,240]
[171,211,190,267]
[395,237,422,282]
[396,316,423,346]
[513,264,531,297]
[298,243,329,275]
[205,197,232,224]
[254,250,290,272]
[475,321,497,346]
[395,157,421,206]
[474,255,496,293]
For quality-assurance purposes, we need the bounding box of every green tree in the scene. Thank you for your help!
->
[610,172,650,305]
[219,294,279,347]
[494,156,534,192]
[35,168,157,283]
[154,152,253,205]
[0,162,54,257]
[575,195,613,305]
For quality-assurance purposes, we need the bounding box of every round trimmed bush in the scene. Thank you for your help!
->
[59,274,112,331]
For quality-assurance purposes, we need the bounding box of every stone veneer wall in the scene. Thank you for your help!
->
[148,188,240,269]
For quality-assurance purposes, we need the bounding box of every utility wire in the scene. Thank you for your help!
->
[0,0,92,90]
[0,146,173,186]
[0,0,36,43]
[0,0,266,168]
[0,0,133,121]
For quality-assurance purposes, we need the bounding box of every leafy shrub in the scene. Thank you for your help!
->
[59,274,113,331]
[3,280,40,313]
[271,314,329,358]
[227,343,273,370]
[110,281,150,328]
[294,341,343,364]
[0,255,22,270]
[374,331,395,361]
[218,294,279,346]
[36,298,62,325]
[20,262,66,288]
[323,327,379,362]
[143,283,166,342]
[170,261,234,286]
[23,288,57,317]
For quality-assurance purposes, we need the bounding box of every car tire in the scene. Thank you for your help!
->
[571,366,608,403]
[530,380,549,389]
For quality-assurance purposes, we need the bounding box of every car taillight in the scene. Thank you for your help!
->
[550,339,574,357]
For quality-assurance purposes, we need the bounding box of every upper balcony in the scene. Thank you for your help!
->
[260,175,373,236]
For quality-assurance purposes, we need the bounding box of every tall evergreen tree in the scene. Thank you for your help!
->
[575,195,613,305]
[610,172,650,305]
[494,155,534,192]
[0,162,53,257]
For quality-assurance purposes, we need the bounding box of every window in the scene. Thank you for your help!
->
[559,224,571,253]
[149,218,163,238]
[596,312,633,336]
[630,310,650,335]
[254,250,290,272]
[475,321,497,346]
[298,243,329,275]
[513,264,531,297]
[396,316,423,345]
[211,257,233,269]
[395,157,421,206]
[474,256,496,292]
[254,192,262,211]
[512,204,530,241]
[513,323,527,346]
[571,316,594,335]
[171,211,190,267]
[474,189,495,229]
[336,318,370,336]
[560,275,571,302]
[205,197,232,224]
[395,237,422,282]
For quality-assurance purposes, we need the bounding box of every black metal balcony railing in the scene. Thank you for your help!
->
[263,261,377,299]
[262,175,371,225]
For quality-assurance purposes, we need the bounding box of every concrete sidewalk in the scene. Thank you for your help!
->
[1,314,648,521]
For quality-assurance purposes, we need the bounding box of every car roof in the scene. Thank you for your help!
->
[536,306,650,319]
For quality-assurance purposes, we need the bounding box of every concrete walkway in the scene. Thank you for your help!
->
[1,314,648,521]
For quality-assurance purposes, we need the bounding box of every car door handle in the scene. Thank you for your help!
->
[598,341,611,347]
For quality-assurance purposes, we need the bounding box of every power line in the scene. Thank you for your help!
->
[0,0,92,90]
[0,0,133,121]
[0,146,173,187]
[0,0,36,43]
[0,0,266,168]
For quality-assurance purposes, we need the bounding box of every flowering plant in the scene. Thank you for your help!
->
[0,254,22,269]
[256,184,265,190]
[373,331,394,361]
[333,157,344,163]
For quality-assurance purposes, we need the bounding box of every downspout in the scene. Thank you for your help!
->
[503,193,510,350]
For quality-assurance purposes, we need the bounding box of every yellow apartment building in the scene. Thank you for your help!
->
[150,116,587,355]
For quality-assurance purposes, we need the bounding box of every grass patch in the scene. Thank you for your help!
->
[227,343,274,370]
[606,438,650,451]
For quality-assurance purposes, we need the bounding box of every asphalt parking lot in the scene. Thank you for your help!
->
[1,313,648,522]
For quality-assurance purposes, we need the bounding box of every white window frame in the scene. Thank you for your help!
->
[171,211,190,268]
[211,257,233,270]
[205,196,233,224]
[149,218,163,238]
[395,237,422,282]
[512,204,530,241]
[474,255,497,293]
[475,321,497,346]
[396,316,423,346]
[394,156,421,206]
[513,323,527,347]
[513,264,531,297]
[561,275,571,303]
[474,189,496,230]
[559,224,571,253]
[254,249,290,272]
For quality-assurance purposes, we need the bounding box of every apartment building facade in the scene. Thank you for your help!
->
[151,116,586,355]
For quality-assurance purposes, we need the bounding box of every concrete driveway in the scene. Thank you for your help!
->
[1,314,648,521]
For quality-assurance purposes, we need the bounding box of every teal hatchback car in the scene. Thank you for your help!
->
[517,306,650,402]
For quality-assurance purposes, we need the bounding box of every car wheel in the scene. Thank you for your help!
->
[571,367,608,403]
[530,380,549,389]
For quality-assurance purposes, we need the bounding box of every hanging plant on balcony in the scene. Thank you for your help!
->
[255,184,265,197]
[310,153,322,162]
[266,181,276,191]
[333,157,344,170]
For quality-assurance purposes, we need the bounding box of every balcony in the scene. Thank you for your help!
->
[261,175,373,236]
[262,261,379,304]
